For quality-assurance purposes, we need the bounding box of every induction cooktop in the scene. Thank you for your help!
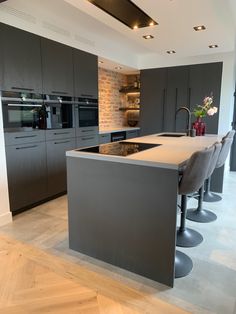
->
[77,141,161,157]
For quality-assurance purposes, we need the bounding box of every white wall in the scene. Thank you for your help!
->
[138,52,236,136]
[0,98,12,226]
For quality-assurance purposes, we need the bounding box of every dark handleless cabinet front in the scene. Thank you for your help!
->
[41,38,74,96]
[140,68,167,135]
[165,66,189,133]
[73,49,98,98]
[189,62,222,134]
[0,23,43,93]
[5,142,47,212]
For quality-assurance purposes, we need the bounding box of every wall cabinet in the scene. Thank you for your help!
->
[0,23,42,93]
[46,137,76,196]
[41,38,74,96]
[5,141,47,212]
[140,68,167,135]
[73,49,98,98]
[140,62,222,135]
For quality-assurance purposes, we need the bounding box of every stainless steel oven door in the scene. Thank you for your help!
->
[2,102,44,130]
[78,105,98,127]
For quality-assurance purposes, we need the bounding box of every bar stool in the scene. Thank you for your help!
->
[203,130,235,202]
[186,142,222,223]
[175,144,214,278]
[176,144,214,248]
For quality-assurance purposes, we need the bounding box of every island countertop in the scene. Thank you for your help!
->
[66,133,222,170]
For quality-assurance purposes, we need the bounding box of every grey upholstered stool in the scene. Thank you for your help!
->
[176,144,215,248]
[186,142,222,223]
[203,130,235,202]
[175,145,215,278]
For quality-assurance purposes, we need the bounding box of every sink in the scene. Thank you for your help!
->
[157,133,185,137]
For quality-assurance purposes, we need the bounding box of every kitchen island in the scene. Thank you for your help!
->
[66,133,222,287]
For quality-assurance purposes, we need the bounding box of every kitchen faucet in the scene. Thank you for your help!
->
[175,106,191,136]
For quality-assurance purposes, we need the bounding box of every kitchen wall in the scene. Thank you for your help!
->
[98,67,127,129]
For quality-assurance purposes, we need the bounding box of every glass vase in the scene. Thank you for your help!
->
[192,117,206,136]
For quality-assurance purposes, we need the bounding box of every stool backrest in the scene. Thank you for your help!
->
[222,130,235,140]
[179,145,214,195]
[216,136,234,168]
[206,142,222,178]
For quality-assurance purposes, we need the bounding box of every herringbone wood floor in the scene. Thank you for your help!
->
[0,234,188,314]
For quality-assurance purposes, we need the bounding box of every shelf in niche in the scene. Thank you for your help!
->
[119,87,140,94]
[119,107,140,111]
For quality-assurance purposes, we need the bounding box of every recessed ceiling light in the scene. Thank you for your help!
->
[167,50,176,54]
[149,21,154,26]
[209,44,218,48]
[115,66,122,70]
[193,25,206,31]
[143,35,154,39]
[133,25,138,29]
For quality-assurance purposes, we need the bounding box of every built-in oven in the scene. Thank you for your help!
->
[1,91,46,130]
[44,95,74,129]
[75,97,98,128]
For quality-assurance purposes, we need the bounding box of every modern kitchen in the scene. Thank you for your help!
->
[0,1,236,313]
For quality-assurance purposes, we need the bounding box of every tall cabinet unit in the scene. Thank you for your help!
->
[140,62,222,135]
[73,49,98,98]
[41,38,74,96]
[165,66,189,133]
[189,62,223,134]
[0,23,42,93]
[140,68,167,136]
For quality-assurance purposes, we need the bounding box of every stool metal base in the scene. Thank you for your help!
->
[186,208,217,223]
[175,251,193,278]
[203,191,222,202]
[176,228,203,247]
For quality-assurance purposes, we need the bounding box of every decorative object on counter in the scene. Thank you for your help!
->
[192,95,218,136]
[126,109,139,127]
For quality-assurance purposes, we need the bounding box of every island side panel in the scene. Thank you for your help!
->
[67,156,179,287]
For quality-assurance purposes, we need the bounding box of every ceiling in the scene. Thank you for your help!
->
[0,0,236,73]
[65,0,236,56]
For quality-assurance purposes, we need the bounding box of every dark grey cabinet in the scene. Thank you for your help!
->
[140,68,167,135]
[140,62,222,135]
[41,38,74,96]
[46,137,76,196]
[126,129,140,139]
[0,23,42,93]
[165,66,189,133]
[73,49,98,98]
[189,62,222,134]
[5,142,47,212]
[0,25,3,90]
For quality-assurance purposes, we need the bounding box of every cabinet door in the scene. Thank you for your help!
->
[165,66,189,132]
[5,142,47,212]
[76,135,99,148]
[46,138,76,196]
[189,62,223,134]
[41,38,73,96]
[99,133,111,144]
[126,129,140,139]
[1,23,42,93]
[140,68,167,135]
[73,49,98,98]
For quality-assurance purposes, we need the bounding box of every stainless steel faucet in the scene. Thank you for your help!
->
[175,106,191,136]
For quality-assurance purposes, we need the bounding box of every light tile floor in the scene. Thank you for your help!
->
[1,170,236,314]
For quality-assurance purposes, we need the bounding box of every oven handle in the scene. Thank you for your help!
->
[78,106,98,109]
[7,103,43,107]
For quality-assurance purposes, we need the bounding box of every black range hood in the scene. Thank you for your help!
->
[88,0,158,29]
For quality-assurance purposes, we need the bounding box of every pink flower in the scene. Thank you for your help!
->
[207,108,215,116]
[213,106,218,113]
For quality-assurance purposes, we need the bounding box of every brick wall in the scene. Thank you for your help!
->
[98,68,127,129]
